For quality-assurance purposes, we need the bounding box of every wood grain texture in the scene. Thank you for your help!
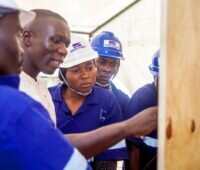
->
[159,0,200,169]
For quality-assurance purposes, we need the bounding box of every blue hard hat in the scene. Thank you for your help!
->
[90,31,124,60]
[149,50,160,77]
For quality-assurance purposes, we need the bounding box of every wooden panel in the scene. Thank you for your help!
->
[159,0,200,169]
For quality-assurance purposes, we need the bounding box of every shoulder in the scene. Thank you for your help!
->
[0,86,50,127]
[19,72,40,100]
[93,86,117,100]
[19,71,35,86]
[0,86,34,106]
[131,83,156,100]
[0,85,50,113]
[127,83,157,116]
[0,87,90,170]
[48,83,63,99]
[111,83,130,100]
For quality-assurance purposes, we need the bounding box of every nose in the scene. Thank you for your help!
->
[57,45,68,56]
[80,70,89,79]
[101,65,112,73]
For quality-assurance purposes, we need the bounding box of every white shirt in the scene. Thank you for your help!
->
[19,71,56,126]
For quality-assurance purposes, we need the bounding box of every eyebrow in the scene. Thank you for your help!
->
[99,58,107,61]
[100,58,118,63]
[56,35,71,47]
[70,65,79,69]
[86,60,95,65]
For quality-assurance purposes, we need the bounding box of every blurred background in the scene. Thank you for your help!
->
[18,0,160,96]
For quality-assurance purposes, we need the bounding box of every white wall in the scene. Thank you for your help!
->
[92,0,161,94]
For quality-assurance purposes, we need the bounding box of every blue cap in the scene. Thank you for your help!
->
[149,50,160,77]
[90,31,124,60]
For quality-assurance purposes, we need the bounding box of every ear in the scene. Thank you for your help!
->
[22,30,33,47]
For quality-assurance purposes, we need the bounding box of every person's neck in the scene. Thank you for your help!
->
[22,62,39,80]
[96,81,111,89]
[63,87,86,102]
[63,87,86,115]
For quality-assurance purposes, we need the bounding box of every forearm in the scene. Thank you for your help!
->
[64,106,157,159]
[65,122,127,159]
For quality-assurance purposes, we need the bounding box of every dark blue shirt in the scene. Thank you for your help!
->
[49,83,127,160]
[111,83,130,120]
[49,84,123,133]
[126,83,157,140]
[0,75,91,170]
[126,82,158,170]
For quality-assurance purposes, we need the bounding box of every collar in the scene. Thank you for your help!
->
[20,71,38,82]
[0,75,20,89]
[51,84,99,115]
[52,83,99,105]
[95,82,112,91]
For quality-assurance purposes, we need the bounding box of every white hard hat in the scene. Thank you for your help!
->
[0,0,35,27]
[60,35,98,68]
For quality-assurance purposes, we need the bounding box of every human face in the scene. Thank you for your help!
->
[0,12,24,75]
[22,17,70,76]
[65,60,97,93]
[95,56,120,84]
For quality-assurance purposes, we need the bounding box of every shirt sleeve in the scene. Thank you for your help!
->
[124,91,143,120]
[11,101,91,170]
[125,84,157,147]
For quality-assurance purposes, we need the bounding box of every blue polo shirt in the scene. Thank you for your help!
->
[126,83,157,140]
[49,83,127,160]
[111,83,130,120]
[126,82,158,170]
[0,75,91,170]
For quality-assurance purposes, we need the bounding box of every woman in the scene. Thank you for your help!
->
[49,35,126,170]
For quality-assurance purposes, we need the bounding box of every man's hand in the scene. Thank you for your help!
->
[125,107,158,137]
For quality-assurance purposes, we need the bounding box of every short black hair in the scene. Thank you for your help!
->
[23,9,68,30]
[31,9,68,24]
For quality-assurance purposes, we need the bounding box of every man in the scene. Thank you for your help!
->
[91,31,130,169]
[126,50,159,170]
[91,31,130,118]
[0,1,91,169]
[19,9,71,124]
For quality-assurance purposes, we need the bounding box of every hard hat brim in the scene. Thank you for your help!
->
[0,4,35,27]
[18,9,35,27]
[60,51,98,68]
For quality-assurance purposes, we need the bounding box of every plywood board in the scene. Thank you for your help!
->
[159,0,200,169]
